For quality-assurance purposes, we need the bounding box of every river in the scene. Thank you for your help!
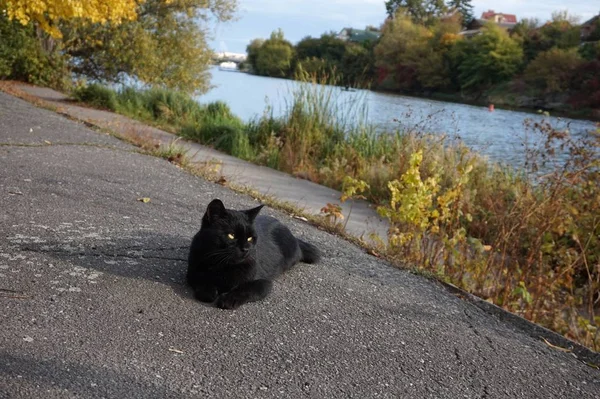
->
[197,67,598,168]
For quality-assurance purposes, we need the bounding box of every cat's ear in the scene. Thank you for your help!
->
[245,204,264,222]
[203,199,226,223]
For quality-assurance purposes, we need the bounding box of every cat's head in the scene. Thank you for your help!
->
[201,199,264,262]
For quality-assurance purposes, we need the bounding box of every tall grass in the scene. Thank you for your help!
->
[71,79,600,351]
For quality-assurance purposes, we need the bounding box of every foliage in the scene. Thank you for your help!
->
[524,48,584,93]
[294,33,375,88]
[451,23,523,91]
[72,83,118,110]
[583,17,600,42]
[384,0,447,25]
[374,12,461,91]
[249,29,295,78]
[579,41,600,61]
[517,17,581,62]
[1,0,140,37]
[446,0,474,27]
[569,59,600,109]
[246,39,265,71]
[60,0,236,93]
[374,13,433,91]
[0,14,68,89]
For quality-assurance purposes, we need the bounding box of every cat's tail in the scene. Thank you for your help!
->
[298,239,321,264]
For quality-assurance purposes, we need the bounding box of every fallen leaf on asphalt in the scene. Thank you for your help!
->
[23,336,34,342]
[216,176,227,185]
[541,337,572,352]
[8,191,23,196]
[168,347,184,354]
[293,216,308,222]
[44,140,51,145]
[137,197,151,203]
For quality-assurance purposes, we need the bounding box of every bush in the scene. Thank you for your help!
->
[524,48,584,93]
[72,83,118,111]
[0,15,68,89]
[206,101,234,119]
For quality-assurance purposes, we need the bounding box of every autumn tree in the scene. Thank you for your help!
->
[451,23,523,91]
[1,0,141,37]
[385,0,447,25]
[524,48,584,93]
[60,0,237,93]
[374,13,433,90]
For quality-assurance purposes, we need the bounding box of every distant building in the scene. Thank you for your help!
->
[460,10,518,38]
[580,14,600,41]
[337,28,381,44]
[481,10,517,25]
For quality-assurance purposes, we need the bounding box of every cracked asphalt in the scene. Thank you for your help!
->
[1,91,599,398]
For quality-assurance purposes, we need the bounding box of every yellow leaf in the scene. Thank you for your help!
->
[137,197,151,203]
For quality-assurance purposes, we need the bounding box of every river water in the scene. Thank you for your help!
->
[197,67,598,168]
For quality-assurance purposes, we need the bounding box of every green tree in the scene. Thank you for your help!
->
[374,12,461,91]
[416,15,462,90]
[374,13,434,90]
[579,41,600,61]
[524,48,584,93]
[0,13,68,88]
[446,0,474,27]
[518,13,581,62]
[60,0,237,94]
[385,0,447,25]
[582,17,600,42]
[451,23,523,91]
[340,43,374,88]
[254,29,295,77]
[246,38,265,70]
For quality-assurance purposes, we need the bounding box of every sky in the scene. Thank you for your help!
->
[210,0,599,54]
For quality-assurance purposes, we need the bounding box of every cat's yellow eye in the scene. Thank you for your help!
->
[227,233,235,240]
[247,237,253,242]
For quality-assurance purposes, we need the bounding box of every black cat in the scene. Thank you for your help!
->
[187,199,320,309]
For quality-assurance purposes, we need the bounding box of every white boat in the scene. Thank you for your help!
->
[218,61,238,72]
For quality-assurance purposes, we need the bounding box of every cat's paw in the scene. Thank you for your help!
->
[215,293,244,310]
[194,286,218,303]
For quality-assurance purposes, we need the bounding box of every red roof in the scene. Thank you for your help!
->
[481,10,517,24]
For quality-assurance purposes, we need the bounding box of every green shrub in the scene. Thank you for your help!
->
[0,15,68,89]
[72,83,118,111]
[206,101,234,119]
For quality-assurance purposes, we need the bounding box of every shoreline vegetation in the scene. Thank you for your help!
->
[70,76,600,353]
[237,8,600,121]
[223,67,599,122]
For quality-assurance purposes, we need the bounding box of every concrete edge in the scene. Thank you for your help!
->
[439,281,600,368]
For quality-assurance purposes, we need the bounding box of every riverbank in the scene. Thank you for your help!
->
[5,79,599,352]
[241,70,600,122]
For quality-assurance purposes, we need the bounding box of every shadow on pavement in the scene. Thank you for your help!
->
[0,352,180,398]
[17,231,195,301]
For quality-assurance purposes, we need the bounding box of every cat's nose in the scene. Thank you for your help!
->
[241,247,249,253]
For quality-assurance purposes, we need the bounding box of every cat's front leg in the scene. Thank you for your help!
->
[215,279,273,309]
[191,280,219,303]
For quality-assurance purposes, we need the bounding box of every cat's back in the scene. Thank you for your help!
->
[254,215,302,277]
